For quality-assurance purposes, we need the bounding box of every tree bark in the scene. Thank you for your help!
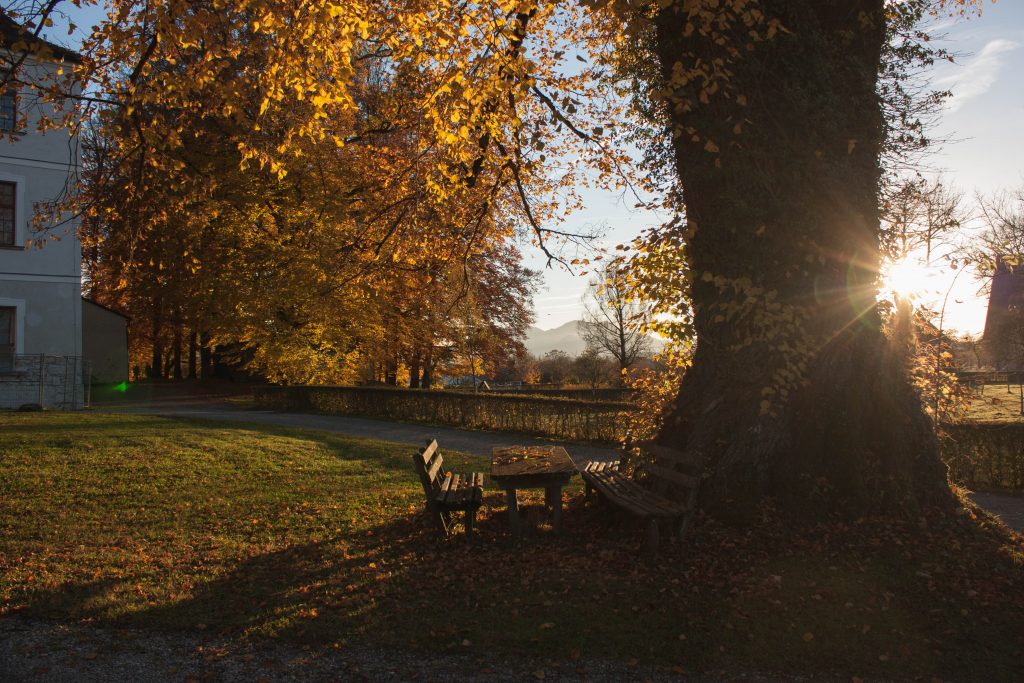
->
[172,316,183,380]
[150,296,163,381]
[421,347,434,389]
[409,351,421,389]
[188,330,198,379]
[199,331,212,380]
[385,355,398,386]
[652,0,952,515]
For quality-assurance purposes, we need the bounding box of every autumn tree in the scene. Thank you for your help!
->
[579,260,653,376]
[65,0,547,384]
[9,0,979,513]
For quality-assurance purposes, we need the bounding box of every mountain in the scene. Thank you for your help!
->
[525,321,588,356]
[524,320,665,358]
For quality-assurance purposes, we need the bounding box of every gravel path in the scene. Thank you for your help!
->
[969,491,1024,532]
[0,615,892,683]
[93,397,620,464]
[93,397,1024,531]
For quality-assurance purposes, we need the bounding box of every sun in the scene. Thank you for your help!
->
[881,257,930,300]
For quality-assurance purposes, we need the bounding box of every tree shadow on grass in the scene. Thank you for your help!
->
[9,490,1024,681]
[9,493,642,638]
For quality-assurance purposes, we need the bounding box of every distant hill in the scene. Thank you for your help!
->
[525,321,588,356]
[524,320,665,358]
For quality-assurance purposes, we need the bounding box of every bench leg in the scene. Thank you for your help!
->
[546,486,564,534]
[465,509,475,537]
[584,480,594,501]
[432,509,448,538]
[676,512,694,541]
[642,518,659,565]
[506,489,521,543]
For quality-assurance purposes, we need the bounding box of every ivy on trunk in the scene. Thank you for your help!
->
[652,0,953,515]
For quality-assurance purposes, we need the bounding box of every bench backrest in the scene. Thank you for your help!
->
[412,439,446,502]
[638,444,701,510]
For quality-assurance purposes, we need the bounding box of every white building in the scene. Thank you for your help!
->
[0,15,85,408]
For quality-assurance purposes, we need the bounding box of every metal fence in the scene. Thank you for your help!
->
[0,354,91,410]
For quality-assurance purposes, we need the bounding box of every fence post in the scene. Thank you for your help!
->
[38,353,45,408]
[85,359,92,408]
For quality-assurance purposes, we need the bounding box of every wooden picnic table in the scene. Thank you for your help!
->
[490,445,576,541]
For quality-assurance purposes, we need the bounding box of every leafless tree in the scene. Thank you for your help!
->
[881,175,965,264]
[579,261,653,375]
[977,186,1024,261]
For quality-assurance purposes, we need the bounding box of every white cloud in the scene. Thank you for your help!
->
[936,39,1019,112]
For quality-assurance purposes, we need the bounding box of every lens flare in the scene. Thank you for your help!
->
[881,257,929,300]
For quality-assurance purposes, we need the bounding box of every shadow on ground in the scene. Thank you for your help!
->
[13,494,1024,682]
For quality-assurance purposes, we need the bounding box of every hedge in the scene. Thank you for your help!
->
[940,422,1024,492]
[465,387,636,402]
[254,386,1024,490]
[254,385,632,443]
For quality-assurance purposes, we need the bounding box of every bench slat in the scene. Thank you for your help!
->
[426,452,445,485]
[439,473,460,503]
[421,439,438,462]
[583,467,690,518]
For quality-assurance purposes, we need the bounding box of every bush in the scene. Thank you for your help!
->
[255,385,632,443]
[941,422,1024,491]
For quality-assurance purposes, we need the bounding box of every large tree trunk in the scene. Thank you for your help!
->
[171,316,183,381]
[150,296,163,381]
[199,331,212,380]
[188,330,198,379]
[652,1,952,514]
[421,348,434,389]
[409,351,422,389]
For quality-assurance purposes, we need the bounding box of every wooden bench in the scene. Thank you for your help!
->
[581,446,700,562]
[412,439,484,538]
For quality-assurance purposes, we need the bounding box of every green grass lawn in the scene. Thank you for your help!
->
[1,412,1023,681]
[965,384,1024,422]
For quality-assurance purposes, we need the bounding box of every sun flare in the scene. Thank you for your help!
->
[881,257,930,300]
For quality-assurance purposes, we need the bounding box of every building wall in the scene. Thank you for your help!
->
[82,300,128,384]
[0,55,81,360]
[0,53,83,409]
[0,280,80,356]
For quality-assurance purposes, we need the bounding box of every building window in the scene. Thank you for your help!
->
[0,306,14,371]
[0,88,15,132]
[0,181,15,245]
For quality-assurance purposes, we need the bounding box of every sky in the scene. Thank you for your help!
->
[39,1,1024,336]
[527,3,1024,335]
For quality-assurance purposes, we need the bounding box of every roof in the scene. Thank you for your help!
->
[82,297,130,320]
[0,12,83,64]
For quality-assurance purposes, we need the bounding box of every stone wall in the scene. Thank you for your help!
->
[0,354,87,410]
